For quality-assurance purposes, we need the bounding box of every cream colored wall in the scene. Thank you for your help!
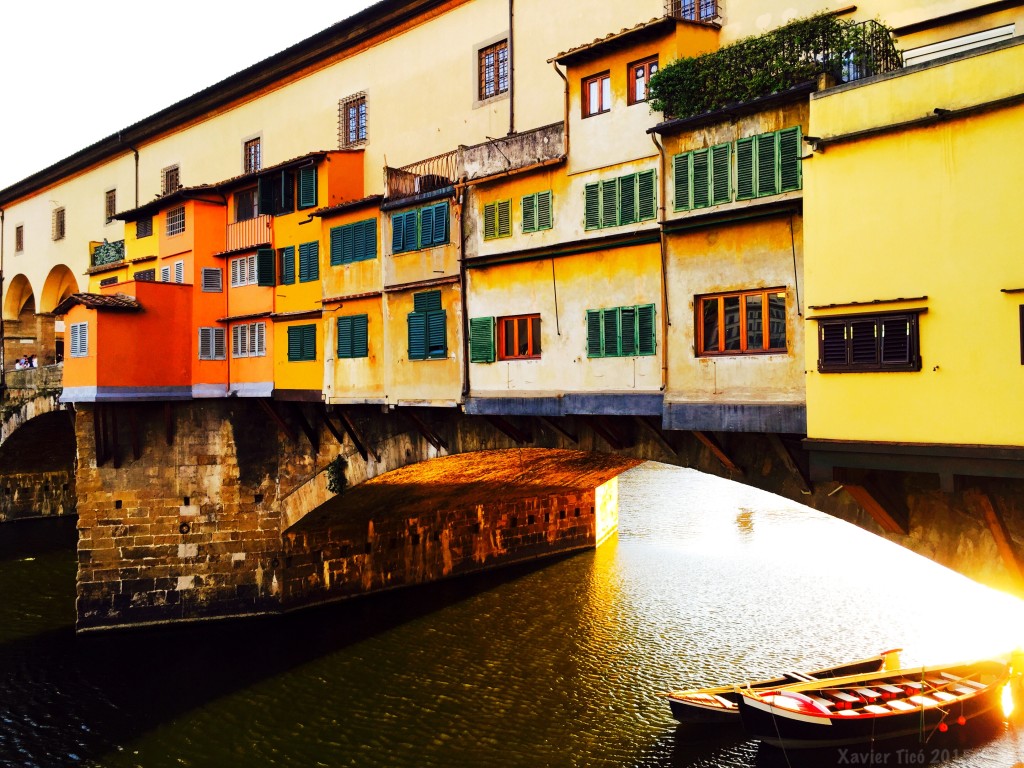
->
[384,202,460,288]
[804,43,1024,445]
[324,296,385,403]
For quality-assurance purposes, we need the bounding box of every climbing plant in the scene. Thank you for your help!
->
[326,455,348,495]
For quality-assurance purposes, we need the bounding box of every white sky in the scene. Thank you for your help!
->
[0,0,380,191]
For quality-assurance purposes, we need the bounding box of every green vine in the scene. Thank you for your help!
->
[325,455,348,495]
[648,14,900,120]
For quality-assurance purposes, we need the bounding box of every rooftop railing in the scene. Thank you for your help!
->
[385,149,460,200]
[666,0,721,23]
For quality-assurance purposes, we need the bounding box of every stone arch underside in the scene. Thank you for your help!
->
[40,265,80,314]
[3,274,35,322]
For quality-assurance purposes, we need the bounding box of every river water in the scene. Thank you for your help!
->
[3,462,1024,768]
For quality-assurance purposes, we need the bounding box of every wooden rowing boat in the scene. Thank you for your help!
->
[663,649,901,725]
[736,657,1010,749]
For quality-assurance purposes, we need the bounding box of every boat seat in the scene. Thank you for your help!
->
[932,691,957,703]
[901,681,925,695]
[783,671,818,682]
[863,704,890,715]
[888,699,917,712]
[952,685,978,696]
[836,710,862,717]
[828,691,861,710]
[908,695,939,707]
[854,687,883,701]
[941,673,985,690]
[877,684,903,700]
[809,696,834,710]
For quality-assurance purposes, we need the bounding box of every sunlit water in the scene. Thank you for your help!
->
[3,462,1024,767]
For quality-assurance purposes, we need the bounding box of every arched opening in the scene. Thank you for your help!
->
[2,274,40,369]
[40,265,79,364]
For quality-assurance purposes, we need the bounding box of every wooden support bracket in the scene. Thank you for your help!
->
[110,407,121,469]
[838,474,909,535]
[404,410,448,452]
[965,488,1024,586]
[322,408,347,446]
[164,402,175,446]
[584,416,629,451]
[691,430,741,474]
[766,433,812,494]
[257,399,298,444]
[333,408,381,463]
[634,416,677,459]
[537,416,578,445]
[485,415,533,446]
[288,403,320,452]
[128,407,141,461]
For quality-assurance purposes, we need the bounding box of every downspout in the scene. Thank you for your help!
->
[551,61,570,158]
[508,0,515,136]
[458,181,471,401]
[650,133,671,392]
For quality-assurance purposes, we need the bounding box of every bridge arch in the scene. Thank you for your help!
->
[4,274,35,322]
[40,265,79,314]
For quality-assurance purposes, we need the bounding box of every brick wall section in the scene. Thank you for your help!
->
[75,402,286,631]
[281,490,600,609]
[0,470,75,522]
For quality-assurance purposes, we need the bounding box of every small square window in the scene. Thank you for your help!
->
[498,315,542,360]
[583,72,611,117]
[235,188,258,222]
[136,217,153,239]
[14,225,23,253]
[339,93,367,148]
[105,189,117,223]
[243,138,261,174]
[166,205,185,237]
[52,208,66,241]
[162,165,181,196]
[628,56,658,105]
[478,40,509,101]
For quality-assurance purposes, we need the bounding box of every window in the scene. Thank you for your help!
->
[287,324,316,362]
[522,191,552,233]
[298,241,320,282]
[698,289,787,355]
[392,202,449,254]
[298,166,318,209]
[339,93,367,147]
[478,40,509,100]
[100,276,118,288]
[483,199,512,240]
[330,219,377,265]
[674,127,802,211]
[70,322,88,357]
[174,260,184,284]
[236,188,258,222]
[232,322,266,358]
[160,266,171,282]
[198,327,226,360]
[628,56,658,105]
[52,208,65,241]
[817,311,922,373]
[243,138,261,174]
[136,217,153,239]
[584,170,657,230]
[583,72,611,117]
[166,205,185,237]
[279,246,296,285]
[134,268,156,282]
[201,267,223,293]
[14,225,23,253]
[407,290,446,360]
[337,314,369,359]
[258,170,296,216]
[499,315,541,359]
[105,189,117,223]
[586,305,656,358]
[162,165,180,196]
[230,255,257,287]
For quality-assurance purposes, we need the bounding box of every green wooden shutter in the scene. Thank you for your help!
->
[536,190,552,230]
[287,326,302,361]
[521,194,537,233]
[280,246,295,285]
[420,206,435,247]
[352,314,369,357]
[757,132,779,197]
[710,143,731,205]
[600,179,618,227]
[637,304,656,355]
[483,202,497,239]
[620,306,637,355]
[735,137,756,200]
[584,183,600,230]
[586,310,603,357]
[603,309,620,356]
[619,173,637,225]
[298,243,310,282]
[427,309,447,358]
[414,290,441,313]
[779,127,802,192]
[403,211,418,251]
[337,317,353,358]
[298,166,318,209]
[392,214,405,253]
[431,202,448,245]
[330,225,346,266]
[258,177,275,216]
[638,169,656,220]
[308,242,319,281]
[673,152,691,211]
[358,219,377,261]
[469,316,495,363]
[256,247,275,286]
[496,200,511,238]
[281,171,296,213]
[692,149,710,209]
[302,324,316,360]
[408,312,427,360]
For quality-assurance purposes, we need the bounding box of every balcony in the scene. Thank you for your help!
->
[385,149,460,201]
[666,0,721,23]
[226,214,272,252]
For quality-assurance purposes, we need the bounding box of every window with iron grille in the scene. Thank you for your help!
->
[339,93,367,148]
[105,189,117,223]
[628,56,659,105]
[232,322,266,358]
[243,138,261,174]
[14,225,23,253]
[698,288,787,355]
[287,324,317,362]
[201,267,223,293]
[162,165,180,195]
[166,205,185,237]
[235,188,258,222]
[817,311,922,372]
[99,276,118,288]
[407,290,446,361]
[583,72,611,117]
[52,208,66,241]
[70,322,89,357]
[478,40,509,101]
[198,327,226,360]
[586,305,656,358]
[337,314,369,359]
[134,268,156,282]
[583,170,657,230]
[136,217,153,239]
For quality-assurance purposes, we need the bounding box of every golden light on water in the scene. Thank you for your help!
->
[1003,682,1015,718]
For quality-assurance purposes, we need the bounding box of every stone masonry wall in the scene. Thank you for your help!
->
[0,470,75,522]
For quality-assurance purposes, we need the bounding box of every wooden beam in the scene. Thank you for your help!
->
[128,407,141,461]
[288,403,320,452]
[334,408,380,463]
[110,407,121,469]
[322,408,347,446]
[691,430,741,474]
[965,489,1024,586]
[485,415,533,446]
[766,433,812,494]
[538,416,578,445]
[841,481,909,535]
[257,399,298,443]
[584,416,629,451]
[404,410,448,452]
[634,416,677,459]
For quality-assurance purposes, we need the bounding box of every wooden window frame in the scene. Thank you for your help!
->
[408,290,447,361]
[497,314,542,360]
[337,314,370,359]
[582,72,611,117]
[230,254,258,288]
[161,165,181,196]
[243,137,261,174]
[628,56,659,105]
[817,310,922,373]
[478,40,509,101]
[232,321,266,358]
[483,199,512,240]
[287,324,317,362]
[521,191,552,233]
[330,219,377,266]
[70,322,88,357]
[586,304,657,358]
[392,202,448,254]
[105,189,117,224]
[697,288,788,356]
[14,225,23,253]
[235,187,258,222]
[198,327,226,361]
[52,207,66,241]
[584,170,656,230]
[339,93,368,148]
[166,205,185,237]
[297,241,320,283]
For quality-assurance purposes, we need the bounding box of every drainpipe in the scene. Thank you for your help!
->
[551,61,570,157]
[129,146,139,208]
[508,0,515,136]
[650,133,671,392]
[458,180,471,401]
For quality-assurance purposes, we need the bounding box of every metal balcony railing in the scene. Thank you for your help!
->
[666,0,721,23]
[226,214,272,252]
[385,149,461,200]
